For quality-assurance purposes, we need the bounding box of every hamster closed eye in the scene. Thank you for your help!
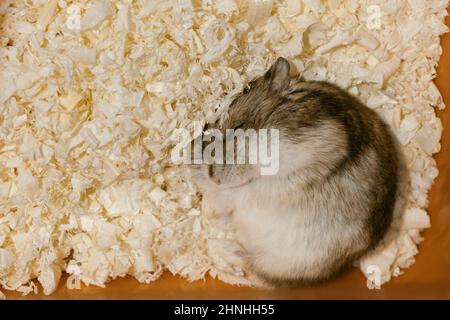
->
[191,57,401,287]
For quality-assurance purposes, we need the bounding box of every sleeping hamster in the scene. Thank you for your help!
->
[191,57,399,287]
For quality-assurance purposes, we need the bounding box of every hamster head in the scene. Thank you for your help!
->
[192,58,291,190]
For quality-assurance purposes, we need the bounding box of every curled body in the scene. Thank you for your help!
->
[191,58,400,287]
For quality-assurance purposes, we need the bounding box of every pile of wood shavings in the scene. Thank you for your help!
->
[0,0,448,296]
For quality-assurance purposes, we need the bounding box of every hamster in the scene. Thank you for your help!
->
[191,57,400,287]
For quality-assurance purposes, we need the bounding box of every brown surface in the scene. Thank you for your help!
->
[5,16,450,301]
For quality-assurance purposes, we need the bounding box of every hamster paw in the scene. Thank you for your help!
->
[208,213,233,231]
[216,240,274,289]
[246,273,275,290]
[218,239,248,269]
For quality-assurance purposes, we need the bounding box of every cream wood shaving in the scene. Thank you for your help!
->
[0,0,448,295]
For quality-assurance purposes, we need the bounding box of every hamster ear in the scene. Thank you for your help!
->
[265,57,291,93]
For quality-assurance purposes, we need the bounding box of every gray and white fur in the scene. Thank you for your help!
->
[191,57,400,287]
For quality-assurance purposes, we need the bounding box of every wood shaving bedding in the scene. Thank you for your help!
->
[0,0,448,295]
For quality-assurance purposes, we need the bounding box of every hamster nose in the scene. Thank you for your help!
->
[208,166,221,185]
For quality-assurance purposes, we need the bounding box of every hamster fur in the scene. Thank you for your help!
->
[191,57,400,287]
